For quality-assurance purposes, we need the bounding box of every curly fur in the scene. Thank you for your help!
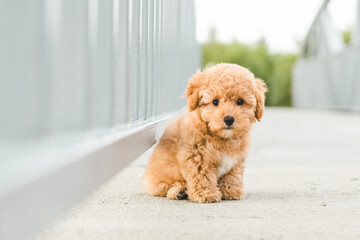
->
[143,63,267,203]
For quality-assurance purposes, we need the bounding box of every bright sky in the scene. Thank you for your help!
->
[195,0,358,53]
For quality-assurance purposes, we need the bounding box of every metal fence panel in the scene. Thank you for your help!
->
[0,1,199,239]
[293,0,360,110]
[293,45,360,110]
[0,0,199,146]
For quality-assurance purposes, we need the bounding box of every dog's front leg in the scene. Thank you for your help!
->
[218,162,246,200]
[181,153,221,203]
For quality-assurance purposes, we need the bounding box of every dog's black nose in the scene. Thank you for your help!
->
[224,116,235,126]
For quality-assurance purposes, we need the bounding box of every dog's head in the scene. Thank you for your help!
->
[186,63,267,139]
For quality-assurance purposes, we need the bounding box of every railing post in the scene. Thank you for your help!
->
[354,0,360,43]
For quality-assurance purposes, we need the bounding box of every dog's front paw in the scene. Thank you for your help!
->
[220,185,245,200]
[167,189,188,200]
[188,188,222,203]
[166,182,187,200]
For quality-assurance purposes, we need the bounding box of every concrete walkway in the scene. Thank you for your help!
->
[34,108,360,240]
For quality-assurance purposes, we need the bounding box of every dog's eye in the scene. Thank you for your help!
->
[213,99,219,106]
[236,99,244,106]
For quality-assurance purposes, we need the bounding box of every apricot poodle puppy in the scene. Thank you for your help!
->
[143,63,266,203]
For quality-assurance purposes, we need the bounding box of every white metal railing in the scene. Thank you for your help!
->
[0,1,199,240]
[293,0,360,110]
[300,0,345,58]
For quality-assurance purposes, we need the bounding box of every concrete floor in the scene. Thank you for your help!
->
[34,108,360,240]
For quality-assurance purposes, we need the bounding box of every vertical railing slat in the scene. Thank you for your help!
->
[128,0,140,123]
[0,1,46,140]
[113,0,129,126]
[147,0,154,120]
[355,0,360,42]
[139,0,148,121]
[46,0,89,135]
[88,0,114,129]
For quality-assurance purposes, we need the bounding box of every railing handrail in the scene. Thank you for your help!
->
[300,0,360,58]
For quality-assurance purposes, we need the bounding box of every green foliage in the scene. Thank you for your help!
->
[342,30,351,45]
[202,41,297,106]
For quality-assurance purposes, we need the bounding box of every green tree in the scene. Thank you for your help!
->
[342,30,352,45]
[202,40,297,106]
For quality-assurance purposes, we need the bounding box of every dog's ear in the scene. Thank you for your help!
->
[254,78,267,121]
[186,70,205,112]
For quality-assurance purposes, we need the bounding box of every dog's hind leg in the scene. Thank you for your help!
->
[143,175,172,197]
[166,182,187,200]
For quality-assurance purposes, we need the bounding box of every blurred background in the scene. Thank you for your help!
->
[196,0,359,107]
